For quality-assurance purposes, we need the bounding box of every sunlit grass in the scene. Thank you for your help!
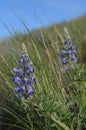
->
[0,15,86,130]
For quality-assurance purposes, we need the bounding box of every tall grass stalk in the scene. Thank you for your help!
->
[0,15,86,130]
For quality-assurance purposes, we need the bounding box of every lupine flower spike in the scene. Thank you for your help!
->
[12,43,36,99]
[61,27,77,70]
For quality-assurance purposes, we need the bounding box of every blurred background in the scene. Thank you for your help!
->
[0,0,86,39]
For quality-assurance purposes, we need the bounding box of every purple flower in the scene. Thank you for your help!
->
[62,58,67,64]
[61,28,77,69]
[13,76,21,84]
[23,78,29,84]
[61,48,67,55]
[71,55,77,62]
[29,61,33,66]
[68,50,73,55]
[27,85,34,96]
[22,86,26,91]
[63,65,67,70]
[72,50,77,55]
[19,57,23,63]
[24,57,29,62]
[72,45,77,50]
[26,65,30,70]
[13,43,36,99]
[13,68,18,73]
[14,86,21,93]
[29,68,34,74]
[18,93,23,99]
[64,41,69,48]
[26,67,34,75]
[29,77,36,83]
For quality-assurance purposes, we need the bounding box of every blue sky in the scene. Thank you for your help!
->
[0,0,86,39]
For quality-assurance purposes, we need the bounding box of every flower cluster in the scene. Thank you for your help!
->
[12,43,36,99]
[61,27,77,69]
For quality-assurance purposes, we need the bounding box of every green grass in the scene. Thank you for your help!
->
[0,15,86,130]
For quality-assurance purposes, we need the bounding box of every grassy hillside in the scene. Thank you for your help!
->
[1,14,86,62]
[0,15,86,130]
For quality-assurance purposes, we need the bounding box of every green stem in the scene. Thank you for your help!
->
[50,114,70,130]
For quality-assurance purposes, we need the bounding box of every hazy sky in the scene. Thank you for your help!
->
[0,0,86,39]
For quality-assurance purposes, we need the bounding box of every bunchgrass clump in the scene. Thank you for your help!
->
[0,21,86,130]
